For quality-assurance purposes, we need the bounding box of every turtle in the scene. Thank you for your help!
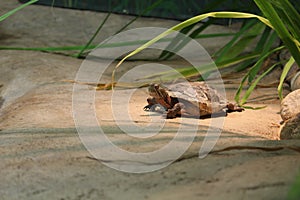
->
[143,82,244,119]
[279,89,300,139]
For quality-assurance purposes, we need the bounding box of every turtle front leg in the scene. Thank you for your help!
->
[143,97,157,111]
[166,103,184,119]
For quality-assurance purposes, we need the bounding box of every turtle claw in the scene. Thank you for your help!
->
[143,105,151,111]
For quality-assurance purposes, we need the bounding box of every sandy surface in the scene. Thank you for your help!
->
[0,2,300,200]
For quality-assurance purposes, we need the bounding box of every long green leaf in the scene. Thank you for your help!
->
[76,12,111,58]
[0,0,38,22]
[0,33,234,54]
[235,45,284,105]
[158,23,197,60]
[278,56,295,100]
[247,42,284,84]
[159,19,215,60]
[273,0,300,41]
[115,0,164,34]
[240,62,279,105]
[214,19,259,62]
[234,75,248,104]
[235,27,276,72]
[195,33,235,39]
[219,22,264,62]
[0,45,96,51]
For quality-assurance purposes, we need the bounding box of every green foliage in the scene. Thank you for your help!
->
[214,19,263,63]
[114,11,272,66]
[113,11,273,89]
[254,0,300,67]
[278,56,295,99]
[235,46,284,105]
[114,0,300,106]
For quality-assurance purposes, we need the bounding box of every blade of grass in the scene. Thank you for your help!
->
[159,18,215,60]
[76,12,111,58]
[255,26,273,51]
[248,31,280,83]
[278,56,295,100]
[0,0,38,22]
[219,22,264,62]
[241,105,267,110]
[214,19,259,62]
[240,62,279,105]
[234,27,274,72]
[159,23,197,60]
[76,0,164,58]
[235,45,284,105]
[188,18,215,39]
[195,33,235,39]
[0,32,234,54]
[272,0,300,41]
[234,75,248,104]
[115,0,164,34]
[0,45,96,51]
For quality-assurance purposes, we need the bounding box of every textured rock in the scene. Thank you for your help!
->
[291,71,300,91]
[280,113,300,139]
[280,89,300,139]
[280,89,300,121]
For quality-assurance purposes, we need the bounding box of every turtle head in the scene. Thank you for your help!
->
[148,83,162,98]
[148,83,173,109]
[148,83,170,99]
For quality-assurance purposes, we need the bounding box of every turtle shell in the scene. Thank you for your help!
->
[280,89,300,121]
[166,82,228,113]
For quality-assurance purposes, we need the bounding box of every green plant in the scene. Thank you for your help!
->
[114,0,300,106]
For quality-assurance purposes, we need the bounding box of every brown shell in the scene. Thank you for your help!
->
[280,89,300,121]
[166,82,228,113]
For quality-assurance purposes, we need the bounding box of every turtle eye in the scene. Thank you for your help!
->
[148,83,155,92]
